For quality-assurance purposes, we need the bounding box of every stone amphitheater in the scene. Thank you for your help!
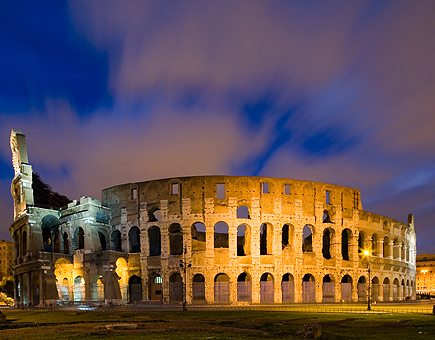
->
[9,130,417,306]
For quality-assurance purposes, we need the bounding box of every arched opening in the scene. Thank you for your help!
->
[282,224,289,249]
[341,275,352,302]
[73,227,84,250]
[191,222,206,251]
[302,274,316,302]
[260,223,273,255]
[237,224,251,256]
[98,231,107,251]
[357,276,367,302]
[237,273,252,302]
[342,229,351,261]
[282,224,293,250]
[358,231,364,256]
[302,225,313,252]
[150,274,162,301]
[322,274,335,302]
[214,222,229,248]
[128,226,141,253]
[383,236,390,258]
[372,277,379,301]
[192,274,206,302]
[53,229,61,253]
[148,226,161,256]
[393,278,399,301]
[169,223,183,255]
[63,232,69,254]
[148,207,161,222]
[323,210,332,223]
[393,238,399,259]
[115,258,128,304]
[401,279,406,300]
[24,231,28,255]
[214,273,230,303]
[383,277,390,301]
[282,273,295,303]
[41,215,61,252]
[260,273,274,303]
[91,275,104,301]
[57,278,70,302]
[322,228,332,259]
[169,273,183,303]
[237,206,250,219]
[129,275,142,303]
[22,274,28,305]
[111,230,122,252]
[372,234,378,256]
[74,276,85,302]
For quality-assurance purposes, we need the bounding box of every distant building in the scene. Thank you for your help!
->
[416,254,435,293]
[0,240,13,280]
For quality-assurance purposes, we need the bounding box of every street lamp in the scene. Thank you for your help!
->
[364,250,371,311]
[422,269,428,293]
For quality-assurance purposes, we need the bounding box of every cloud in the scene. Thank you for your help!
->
[0,97,265,201]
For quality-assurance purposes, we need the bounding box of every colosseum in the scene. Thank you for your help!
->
[9,129,417,306]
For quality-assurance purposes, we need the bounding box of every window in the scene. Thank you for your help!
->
[217,183,225,199]
[154,276,162,284]
[131,188,138,199]
[326,190,330,205]
[262,182,269,194]
[171,183,179,195]
[284,184,290,195]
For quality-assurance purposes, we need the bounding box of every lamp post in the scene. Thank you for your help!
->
[179,245,191,311]
[364,250,371,311]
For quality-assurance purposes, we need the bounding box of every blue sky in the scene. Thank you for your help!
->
[1,0,435,253]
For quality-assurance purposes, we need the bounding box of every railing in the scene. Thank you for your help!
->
[8,303,434,315]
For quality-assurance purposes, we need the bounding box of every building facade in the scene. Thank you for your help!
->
[0,240,13,280]
[9,129,417,306]
[416,254,435,294]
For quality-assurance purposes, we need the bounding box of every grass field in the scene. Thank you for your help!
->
[1,309,435,339]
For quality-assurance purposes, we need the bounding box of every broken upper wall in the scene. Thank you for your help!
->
[102,175,363,226]
[10,129,72,219]
[10,130,33,218]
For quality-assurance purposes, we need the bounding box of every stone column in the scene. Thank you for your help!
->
[387,241,393,259]
[349,235,358,261]
[378,281,384,301]
[38,270,43,306]
[395,244,401,261]
[251,272,260,303]
[377,240,384,258]
[352,280,358,302]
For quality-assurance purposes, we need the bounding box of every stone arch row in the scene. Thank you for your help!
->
[118,222,412,265]
[357,231,412,262]
[146,271,414,303]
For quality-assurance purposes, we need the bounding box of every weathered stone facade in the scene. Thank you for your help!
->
[9,129,417,306]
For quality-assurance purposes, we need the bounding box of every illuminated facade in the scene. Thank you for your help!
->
[0,240,13,280]
[416,254,435,293]
[10,129,417,306]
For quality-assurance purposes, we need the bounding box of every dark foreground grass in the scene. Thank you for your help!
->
[1,310,434,339]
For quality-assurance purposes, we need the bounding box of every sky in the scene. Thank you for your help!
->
[1,0,435,253]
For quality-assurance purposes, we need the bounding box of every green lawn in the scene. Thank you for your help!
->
[1,310,434,339]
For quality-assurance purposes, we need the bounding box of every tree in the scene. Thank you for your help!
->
[0,276,14,298]
[0,292,13,306]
